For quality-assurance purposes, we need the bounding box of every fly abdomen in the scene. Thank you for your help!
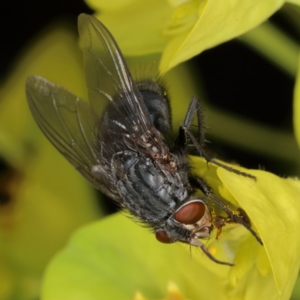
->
[113,151,187,225]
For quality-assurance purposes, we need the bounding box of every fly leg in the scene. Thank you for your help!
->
[173,96,204,152]
[213,209,250,240]
[190,238,234,266]
[173,96,256,180]
[189,176,263,245]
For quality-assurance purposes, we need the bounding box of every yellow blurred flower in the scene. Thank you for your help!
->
[0,23,103,299]
[86,0,291,73]
[41,156,300,300]
[132,282,188,300]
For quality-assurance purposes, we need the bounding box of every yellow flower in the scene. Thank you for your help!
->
[0,23,102,299]
[132,282,188,300]
[41,157,300,299]
[86,0,291,73]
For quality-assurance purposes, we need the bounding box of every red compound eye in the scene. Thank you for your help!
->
[174,201,205,224]
[155,230,174,244]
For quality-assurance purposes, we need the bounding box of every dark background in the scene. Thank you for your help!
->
[0,1,299,177]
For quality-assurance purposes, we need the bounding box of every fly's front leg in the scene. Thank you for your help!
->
[175,96,256,180]
[172,96,205,152]
[189,176,263,245]
[182,96,206,147]
[214,208,252,240]
[183,125,256,179]
[213,215,229,240]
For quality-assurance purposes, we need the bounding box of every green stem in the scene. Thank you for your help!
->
[239,21,299,77]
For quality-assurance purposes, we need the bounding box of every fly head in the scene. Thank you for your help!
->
[155,199,211,243]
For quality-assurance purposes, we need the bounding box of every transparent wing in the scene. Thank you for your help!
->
[26,15,166,202]
[26,76,117,197]
[78,14,154,136]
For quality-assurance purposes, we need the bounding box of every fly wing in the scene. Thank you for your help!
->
[26,14,166,203]
[78,14,155,138]
[26,76,119,199]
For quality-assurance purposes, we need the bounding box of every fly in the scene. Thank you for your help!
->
[26,14,262,266]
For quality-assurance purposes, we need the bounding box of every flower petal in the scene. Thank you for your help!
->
[160,0,285,73]
[0,24,101,299]
[42,213,252,299]
[218,167,300,299]
[86,0,285,73]
[189,156,300,299]
[43,177,292,300]
[0,24,88,167]
[92,0,172,55]
[86,0,136,11]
